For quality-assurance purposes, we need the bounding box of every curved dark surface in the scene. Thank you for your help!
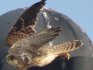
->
[0,8,93,70]
[67,56,93,70]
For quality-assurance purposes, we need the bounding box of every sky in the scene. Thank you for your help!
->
[0,0,93,41]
